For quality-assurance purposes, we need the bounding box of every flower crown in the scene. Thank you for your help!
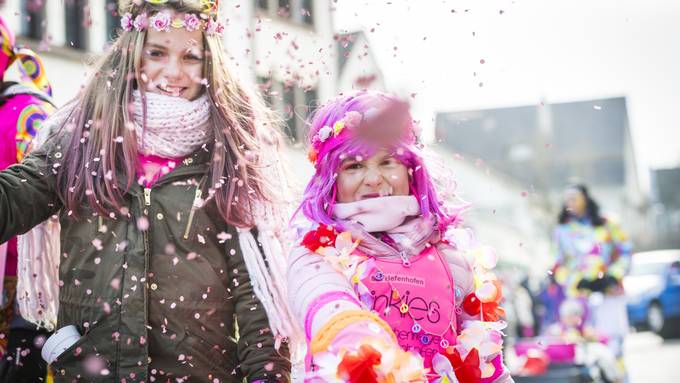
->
[121,0,224,36]
[307,110,364,165]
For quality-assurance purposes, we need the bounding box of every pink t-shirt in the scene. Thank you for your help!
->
[362,245,457,375]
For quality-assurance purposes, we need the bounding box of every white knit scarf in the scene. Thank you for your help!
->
[133,90,213,157]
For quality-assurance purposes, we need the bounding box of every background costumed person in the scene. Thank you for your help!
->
[0,14,56,382]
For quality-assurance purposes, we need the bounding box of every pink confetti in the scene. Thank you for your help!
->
[110,278,121,290]
[84,355,105,374]
[136,216,149,231]
[217,232,233,243]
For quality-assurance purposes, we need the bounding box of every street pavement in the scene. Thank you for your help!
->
[625,331,680,382]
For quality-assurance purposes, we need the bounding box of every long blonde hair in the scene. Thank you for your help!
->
[55,0,285,228]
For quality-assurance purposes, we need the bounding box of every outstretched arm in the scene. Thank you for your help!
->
[0,146,61,244]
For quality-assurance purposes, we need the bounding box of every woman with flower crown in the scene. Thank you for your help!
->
[288,91,514,382]
[0,0,299,382]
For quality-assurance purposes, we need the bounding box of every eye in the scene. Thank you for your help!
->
[185,53,203,62]
[344,162,363,170]
[146,49,165,58]
[381,157,397,166]
[146,48,165,60]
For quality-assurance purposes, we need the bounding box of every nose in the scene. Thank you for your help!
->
[163,56,182,81]
[363,166,384,187]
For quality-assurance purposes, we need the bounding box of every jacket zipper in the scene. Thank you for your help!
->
[137,191,151,373]
[143,188,151,206]
[399,250,412,268]
[183,186,203,240]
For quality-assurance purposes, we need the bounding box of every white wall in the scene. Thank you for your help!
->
[337,33,385,93]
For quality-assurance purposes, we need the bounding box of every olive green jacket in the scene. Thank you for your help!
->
[0,138,290,382]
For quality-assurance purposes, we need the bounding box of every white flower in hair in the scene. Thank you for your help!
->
[318,125,333,142]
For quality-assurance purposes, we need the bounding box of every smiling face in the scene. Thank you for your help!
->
[336,149,410,203]
[564,188,587,217]
[140,13,204,100]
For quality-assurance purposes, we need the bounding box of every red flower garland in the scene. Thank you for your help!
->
[462,293,505,322]
[337,344,383,383]
[301,225,338,252]
[443,348,482,383]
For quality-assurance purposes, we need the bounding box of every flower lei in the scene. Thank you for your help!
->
[459,244,506,323]
[303,227,508,383]
[302,226,425,382]
[312,341,426,383]
[307,110,363,164]
[431,230,508,383]
[302,226,370,284]
[120,0,224,36]
[302,225,375,306]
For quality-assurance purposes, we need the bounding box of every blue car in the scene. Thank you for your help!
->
[624,249,680,338]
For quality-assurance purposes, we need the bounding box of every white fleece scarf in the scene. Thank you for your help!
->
[332,195,441,258]
[333,195,420,232]
[133,90,213,157]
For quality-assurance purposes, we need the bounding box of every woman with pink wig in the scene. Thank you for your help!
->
[288,91,513,382]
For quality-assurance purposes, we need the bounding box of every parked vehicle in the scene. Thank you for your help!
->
[624,249,680,338]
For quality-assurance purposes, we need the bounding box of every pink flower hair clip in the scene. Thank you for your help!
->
[121,11,224,36]
[307,111,363,164]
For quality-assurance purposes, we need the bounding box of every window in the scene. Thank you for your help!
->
[65,0,88,50]
[282,81,297,141]
[265,78,317,144]
[278,0,291,18]
[256,0,269,10]
[283,84,319,143]
[257,76,274,107]
[300,86,318,137]
[257,0,313,27]
[301,0,313,26]
[22,0,46,40]
[105,0,119,42]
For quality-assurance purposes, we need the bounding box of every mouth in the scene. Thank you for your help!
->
[156,84,187,97]
[360,192,391,200]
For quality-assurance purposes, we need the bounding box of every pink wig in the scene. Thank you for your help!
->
[298,90,456,231]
